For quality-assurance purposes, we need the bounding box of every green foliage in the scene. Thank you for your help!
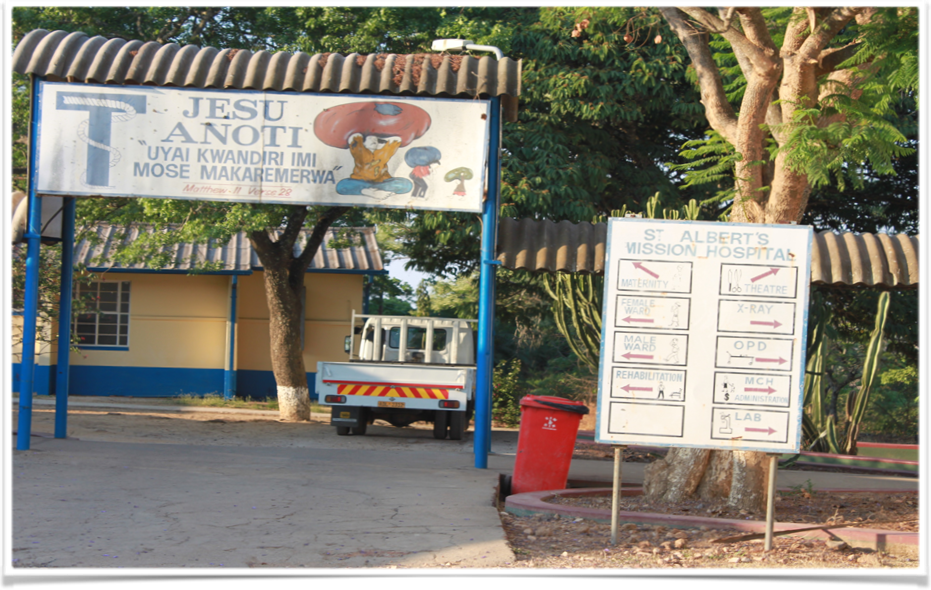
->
[492,359,525,427]
[373,7,713,278]
[524,359,597,404]
[774,105,913,192]
[291,7,517,56]
[861,362,919,442]
[368,276,414,317]
[12,244,98,351]
[11,73,30,191]
[412,274,479,320]
[816,286,918,368]
[803,149,918,236]
[665,7,918,222]
[12,6,304,50]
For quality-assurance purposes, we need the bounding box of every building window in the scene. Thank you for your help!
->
[74,281,131,348]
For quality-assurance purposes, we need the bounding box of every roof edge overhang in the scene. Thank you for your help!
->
[13,29,522,122]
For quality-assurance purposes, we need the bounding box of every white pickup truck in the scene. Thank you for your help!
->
[315,312,477,440]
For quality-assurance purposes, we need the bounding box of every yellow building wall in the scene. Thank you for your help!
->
[70,273,230,369]
[236,271,362,372]
[11,315,54,364]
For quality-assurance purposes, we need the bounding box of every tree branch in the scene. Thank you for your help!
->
[799,7,863,60]
[816,42,863,77]
[294,206,350,275]
[734,8,777,54]
[678,7,775,74]
[249,228,280,269]
[659,7,738,143]
[279,205,310,252]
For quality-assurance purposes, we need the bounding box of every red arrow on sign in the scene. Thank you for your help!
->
[750,320,782,329]
[751,268,780,283]
[632,262,660,278]
[621,384,653,393]
[745,426,776,435]
[622,316,655,324]
[755,357,788,365]
[622,352,654,360]
[745,387,777,394]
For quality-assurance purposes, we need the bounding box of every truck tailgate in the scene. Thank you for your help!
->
[316,362,474,403]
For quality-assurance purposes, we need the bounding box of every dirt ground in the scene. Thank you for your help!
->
[14,404,921,570]
[498,511,918,569]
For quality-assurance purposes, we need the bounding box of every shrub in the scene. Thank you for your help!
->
[492,359,525,427]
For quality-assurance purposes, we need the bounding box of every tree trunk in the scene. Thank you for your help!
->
[644,448,771,513]
[263,263,311,421]
[250,205,349,421]
[646,5,870,514]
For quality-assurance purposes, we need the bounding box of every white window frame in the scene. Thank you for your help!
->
[74,280,131,349]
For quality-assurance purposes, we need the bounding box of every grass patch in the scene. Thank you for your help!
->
[174,394,279,410]
[173,394,329,414]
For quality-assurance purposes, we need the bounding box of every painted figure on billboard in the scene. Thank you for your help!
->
[445,167,473,198]
[314,101,432,200]
[405,146,442,198]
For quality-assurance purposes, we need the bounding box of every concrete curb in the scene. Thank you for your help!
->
[505,487,919,556]
[13,397,331,421]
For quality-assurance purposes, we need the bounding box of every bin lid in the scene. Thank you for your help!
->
[519,395,590,414]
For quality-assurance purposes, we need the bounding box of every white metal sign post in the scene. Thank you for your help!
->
[597,218,812,452]
[597,218,812,547]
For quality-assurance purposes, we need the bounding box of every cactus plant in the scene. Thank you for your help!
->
[802,290,890,454]
[842,291,890,455]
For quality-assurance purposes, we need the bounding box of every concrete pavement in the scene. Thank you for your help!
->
[13,436,513,568]
[10,396,919,570]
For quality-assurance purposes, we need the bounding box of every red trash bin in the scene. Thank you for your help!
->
[510,395,590,496]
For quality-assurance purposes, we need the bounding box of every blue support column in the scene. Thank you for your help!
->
[223,275,239,400]
[17,76,43,451]
[54,197,76,438]
[474,97,502,468]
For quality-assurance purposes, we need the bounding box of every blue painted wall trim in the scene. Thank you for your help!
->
[67,365,225,397]
[13,363,318,401]
[77,346,130,352]
[12,363,53,396]
[236,370,319,401]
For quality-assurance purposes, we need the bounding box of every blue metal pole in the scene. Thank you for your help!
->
[223,275,239,400]
[17,76,43,451]
[474,97,501,468]
[54,197,76,438]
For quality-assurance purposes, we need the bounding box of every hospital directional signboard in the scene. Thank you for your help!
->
[595,218,813,453]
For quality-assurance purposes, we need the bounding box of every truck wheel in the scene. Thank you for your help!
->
[449,410,466,440]
[352,409,368,435]
[336,426,350,436]
[433,410,449,440]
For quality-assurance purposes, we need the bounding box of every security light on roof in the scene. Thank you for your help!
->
[432,39,503,60]
[431,39,474,52]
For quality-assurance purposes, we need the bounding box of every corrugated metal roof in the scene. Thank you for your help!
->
[75,223,384,274]
[12,29,522,121]
[496,217,919,289]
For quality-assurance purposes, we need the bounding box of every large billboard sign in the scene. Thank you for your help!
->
[596,218,813,453]
[35,80,489,212]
